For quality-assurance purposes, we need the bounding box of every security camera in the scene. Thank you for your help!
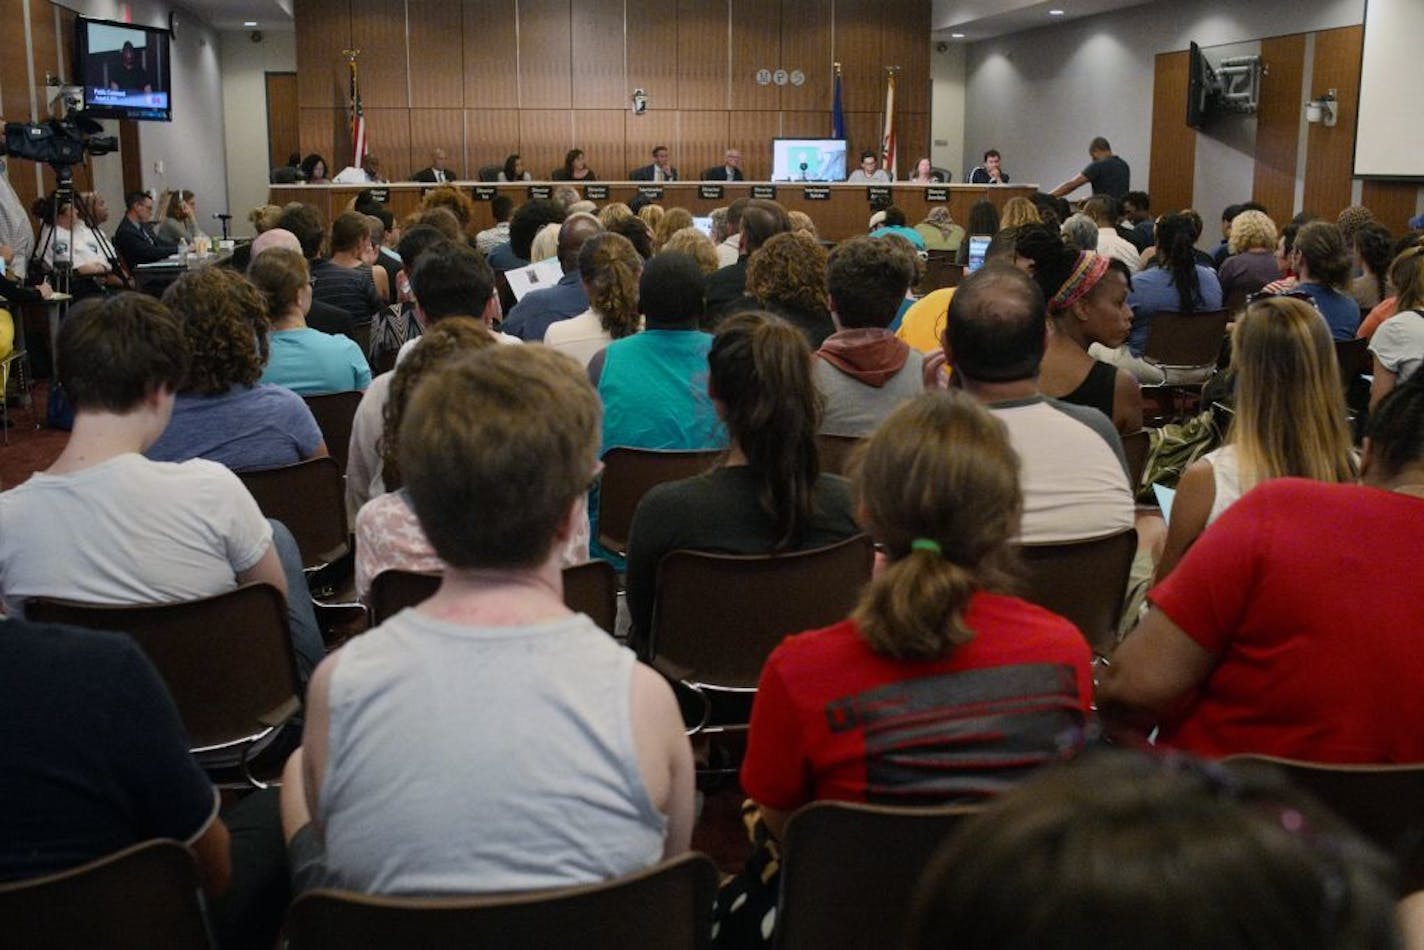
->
[936,41,948,53]
[250,30,264,43]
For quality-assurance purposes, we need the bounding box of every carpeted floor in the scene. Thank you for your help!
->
[1,381,67,491]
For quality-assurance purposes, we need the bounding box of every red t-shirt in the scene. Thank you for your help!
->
[740,591,1093,811]
[1150,478,1424,762]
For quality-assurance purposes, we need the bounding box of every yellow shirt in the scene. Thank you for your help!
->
[895,288,955,353]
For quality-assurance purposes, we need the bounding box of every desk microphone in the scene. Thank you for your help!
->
[799,161,808,182]
[212,212,233,241]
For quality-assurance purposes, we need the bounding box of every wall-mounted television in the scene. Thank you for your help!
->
[75,16,173,121]
[1186,41,1221,129]
[771,138,847,182]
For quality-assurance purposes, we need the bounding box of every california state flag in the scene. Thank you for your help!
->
[880,73,897,180]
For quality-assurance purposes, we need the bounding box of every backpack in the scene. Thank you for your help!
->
[1138,409,1221,503]
[368,302,421,377]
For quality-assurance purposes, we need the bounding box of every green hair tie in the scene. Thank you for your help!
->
[910,538,942,555]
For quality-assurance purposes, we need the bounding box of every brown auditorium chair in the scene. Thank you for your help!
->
[918,251,964,294]
[1140,309,1230,421]
[0,840,214,949]
[303,391,364,473]
[1014,528,1137,656]
[367,563,619,636]
[239,457,349,570]
[649,535,874,733]
[1222,755,1424,893]
[815,433,863,477]
[284,852,718,950]
[596,447,724,556]
[775,801,979,950]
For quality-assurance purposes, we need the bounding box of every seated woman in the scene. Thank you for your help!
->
[146,267,327,470]
[544,232,642,367]
[312,210,389,318]
[624,312,864,656]
[1016,225,1142,433]
[300,154,330,185]
[745,231,835,348]
[552,148,596,182]
[1288,220,1359,340]
[1369,245,1424,409]
[1216,209,1280,303]
[155,189,208,246]
[1119,212,1223,382]
[250,248,371,395]
[1155,296,1354,581]
[915,206,965,253]
[496,153,532,183]
[658,227,720,276]
[1351,222,1393,312]
[652,207,693,253]
[717,391,1092,947]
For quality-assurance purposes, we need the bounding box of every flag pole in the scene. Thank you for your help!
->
[344,48,366,171]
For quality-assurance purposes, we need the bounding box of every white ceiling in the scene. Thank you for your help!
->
[177,0,292,32]
[932,0,1156,40]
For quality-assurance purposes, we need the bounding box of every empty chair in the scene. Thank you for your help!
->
[920,252,964,293]
[368,563,619,635]
[1142,309,1230,378]
[650,535,874,732]
[284,852,718,950]
[775,802,978,950]
[304,391,363,473]
[239,457,349,569]
[1015,528,1137,655]
[477,165,502,182]
[0,840,213,949]
[26,583,302,785]
[596,447,723,555]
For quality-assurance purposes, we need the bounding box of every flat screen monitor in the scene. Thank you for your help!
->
[76,17,173,121]
[771,138,847,182]
[964,235,992,274]
[692,215,713,238]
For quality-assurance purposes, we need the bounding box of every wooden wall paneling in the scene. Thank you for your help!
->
[571,110,626,183]
[519,0,572,109]
[622,110,678,178]
[679,111,731,179]
[1252,34,1305,228]
[571,0,625,110]
[678,0,729,111]
[408,109,465,181]
[729,111,780,181]
[350,0,410,108]
[518,109,573,180]
[896,112,930,176]
[408,0,464,108]
[463,0,519,108]
[296,0,351,109]
[266,73,302,171]
[729,0,779,112]
[626,0,680,112]
[0,0,37,217]
[778,0,831,112]
[1148,51,1196,219]
[299,108,341,171]
[833,0,883,114]
[1361,181,1420,235]
[119,120,143,196]
[884,13,930,113]
[844,111,881,169]
[363,108,413,180]
[1301,25,1362,221]
[56,7,76,84]
[465,109,522,176]
[779,111,827,139]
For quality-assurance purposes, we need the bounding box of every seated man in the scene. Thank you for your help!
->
[1099,379,1424,762]
[280,345,693,895]
[945,265,1134,543]
[0,294,324,679]
[501,213,604,342]
[815,236,925,437]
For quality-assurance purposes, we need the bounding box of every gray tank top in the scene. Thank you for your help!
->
[318,608,666,895]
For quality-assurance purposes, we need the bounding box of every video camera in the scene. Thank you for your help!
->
[2,112,116,168]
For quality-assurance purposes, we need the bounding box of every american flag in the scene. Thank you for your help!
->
[348,52,366,170]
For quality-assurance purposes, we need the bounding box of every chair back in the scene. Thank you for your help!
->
[477,165,502,182]
[815,433,863,477]
[26,584,302,752]
[368,564,620,635]
[303,391,363,473]
[1121,428,1150,495]
[0,840,213,949]
[1142,309,1230,369]
[1222,285,1251,318]
[651,535,874,690]
[920,252,964,292]
[930,166,952,183]
[1222,755,1424,892]
[597,447,723,555]
[284,853,718,949]
[775,802,978,950]
[239,457,349,568]
[1334,336,1370,387]
[1015,528,1137,655]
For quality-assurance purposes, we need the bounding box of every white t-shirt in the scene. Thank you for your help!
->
[38,222,109,272]
[544,308,620,368]
[0,453,272,616]
[1370,309,1424,385]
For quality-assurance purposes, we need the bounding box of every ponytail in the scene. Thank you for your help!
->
[855,548,980,659]
[1156,213,1202,313]
[579,232,642,339]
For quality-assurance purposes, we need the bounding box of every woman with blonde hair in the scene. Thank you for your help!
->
[156,189,207,245]
[658,227,719,275]
[528,222,561,263]
[998,196,1041,230]
[1155,296,1355,580]
[787,210,818,237]
[598,202,634,229]
[637,203,665,234]
[1217,208,1281,301]
[544,232,643,366]
[249,204,283,234]
[1368,245,1424,408]
[653,207,693,251]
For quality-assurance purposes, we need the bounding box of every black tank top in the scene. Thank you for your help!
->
[1061,359,1117,423]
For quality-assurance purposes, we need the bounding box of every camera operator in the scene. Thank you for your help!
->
[32,191,123,296]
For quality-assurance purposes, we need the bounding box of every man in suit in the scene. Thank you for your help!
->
[410,148,460,184]
[629,145,678,182]
[701,149,745,182]
[112,190,178,268]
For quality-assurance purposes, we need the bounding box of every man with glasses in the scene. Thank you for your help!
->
[113,189,178,269]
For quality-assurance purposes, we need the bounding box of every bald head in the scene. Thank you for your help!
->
[558,212,605,272]
[946,264,1047,383]
[250,227,303,261]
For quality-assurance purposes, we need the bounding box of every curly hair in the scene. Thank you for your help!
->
[380,317,497,490]
[746,231,830,319]
[999,196,1042,230]
[598,202,635,229]
[419,186,477,234]
[1227,209,1277,254]
[659,227,719,275]
[653,207,693,250]
[161,267,270,395]
[579,232,642,339]
[787,210,818,237]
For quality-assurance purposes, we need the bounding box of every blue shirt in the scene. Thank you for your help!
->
[261,327,372,395]
[1125,264,1224,356]
[503,270,589,342]
[1295,282,1361,341]
[485,243,529,273]
[870,225,927,250]
[146,384,325,471]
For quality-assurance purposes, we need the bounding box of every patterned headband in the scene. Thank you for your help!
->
[1050,252,1111,312]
